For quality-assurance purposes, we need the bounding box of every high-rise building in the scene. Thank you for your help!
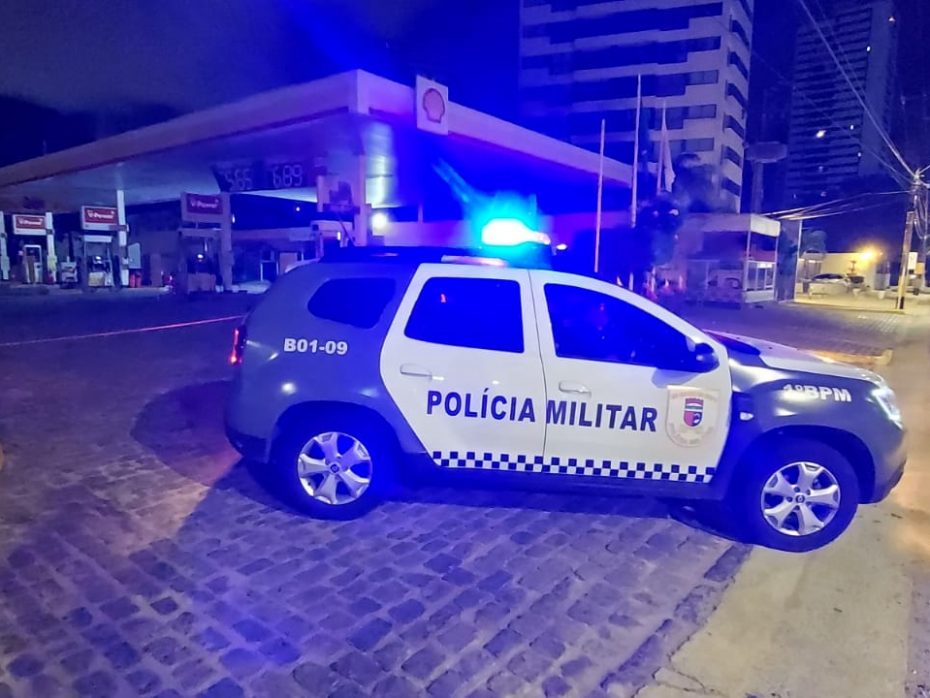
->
[784,0,898,206]
[520,0,753,212]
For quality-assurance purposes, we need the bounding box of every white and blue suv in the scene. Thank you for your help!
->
[226,246,906,552]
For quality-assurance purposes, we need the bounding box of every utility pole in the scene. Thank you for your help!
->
[917,186,929,290]
[896,170,925,310]
[895,210,914,311]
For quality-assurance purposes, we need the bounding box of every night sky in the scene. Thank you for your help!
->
[0,0,927,166]
[0,0,517,116]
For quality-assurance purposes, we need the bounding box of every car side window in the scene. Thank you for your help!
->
[308,278,396,329]
[544,283,690,368]
[405,276,524,353]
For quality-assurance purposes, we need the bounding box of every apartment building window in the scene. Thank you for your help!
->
[539,3,725,43]
[724,115,746,139]
[522,70,722,104]
[522,24,548,38]
[522,52,575,74]
[723,146,744,167]
[570,37,722,71]
[722,178,742,196]
[682,138,716,153]
[728,52,750,80]
[688,70,720,86]
[689,104,718,119]
[736,0,753,21]
[567,103,718,134]
[727,83,749,109]
[731,19,751,48]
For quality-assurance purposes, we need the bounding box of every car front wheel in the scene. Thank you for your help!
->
[736,439,860,552]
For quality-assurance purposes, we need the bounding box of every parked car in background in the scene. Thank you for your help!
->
[809,273,850,295]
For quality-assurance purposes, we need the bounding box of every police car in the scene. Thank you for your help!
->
[225,246,906,552]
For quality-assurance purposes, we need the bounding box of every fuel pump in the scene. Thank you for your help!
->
[20,243,44,284]
[176,228,220,294]
[80,234,116,288]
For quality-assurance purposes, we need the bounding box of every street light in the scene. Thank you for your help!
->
[371,211,389,232]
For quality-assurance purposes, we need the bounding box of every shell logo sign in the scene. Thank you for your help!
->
[422,88,446,124]
[416,76,449,135]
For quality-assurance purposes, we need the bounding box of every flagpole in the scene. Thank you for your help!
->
[594,118,606,275]
[631,74,642,229]
[657,101,666,196]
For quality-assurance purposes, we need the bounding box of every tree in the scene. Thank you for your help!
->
[671,153,725,213]
[637,195,682,267]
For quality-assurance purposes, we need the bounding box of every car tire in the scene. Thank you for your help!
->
[272,414,394,520]
[734,439,860,553]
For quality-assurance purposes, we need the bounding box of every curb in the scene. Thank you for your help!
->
[792,299,908,315]
[810,348,894,368]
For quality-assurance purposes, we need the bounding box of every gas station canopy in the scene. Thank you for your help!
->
[0,70,632,214]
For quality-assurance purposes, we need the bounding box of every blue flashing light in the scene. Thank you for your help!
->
[480,218,551,247]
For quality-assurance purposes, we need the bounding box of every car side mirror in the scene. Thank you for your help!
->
[657,341,719,373]
[686,342,719,373]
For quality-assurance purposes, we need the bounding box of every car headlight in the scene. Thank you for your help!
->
[872,384,903,426]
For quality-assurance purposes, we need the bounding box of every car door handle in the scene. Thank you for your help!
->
[400,364,433,379]
[559,381,590,395]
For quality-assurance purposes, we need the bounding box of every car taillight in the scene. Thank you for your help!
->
[230,325,247,365]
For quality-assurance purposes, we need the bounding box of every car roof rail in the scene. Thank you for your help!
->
[319,245,553,269]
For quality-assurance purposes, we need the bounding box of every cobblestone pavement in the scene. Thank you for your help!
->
[0,298,747,698]
[680,302,909,356]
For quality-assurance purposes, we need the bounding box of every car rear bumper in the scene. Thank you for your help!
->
[225,423,268,463]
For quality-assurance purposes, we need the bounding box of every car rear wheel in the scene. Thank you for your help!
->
[735,439,860,552]
[274,416,392,519]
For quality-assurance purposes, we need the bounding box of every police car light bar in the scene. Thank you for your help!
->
[319,246,552,269]
[480,219,551,248]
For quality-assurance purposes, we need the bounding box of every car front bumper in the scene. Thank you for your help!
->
[870,457,905,502]
[865,424,907,503]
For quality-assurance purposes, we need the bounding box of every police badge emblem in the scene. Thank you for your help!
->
[667,388,718,447]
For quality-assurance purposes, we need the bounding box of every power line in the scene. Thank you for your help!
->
[765,190,909,220]
[777,198,907,221]
[794,0,915,178]
[767,189,908,218]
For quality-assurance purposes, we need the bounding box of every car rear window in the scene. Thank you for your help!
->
[308,277,396,329]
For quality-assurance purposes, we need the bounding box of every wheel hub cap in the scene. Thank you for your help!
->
[296,431,373,506]
[761,461,841,537]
